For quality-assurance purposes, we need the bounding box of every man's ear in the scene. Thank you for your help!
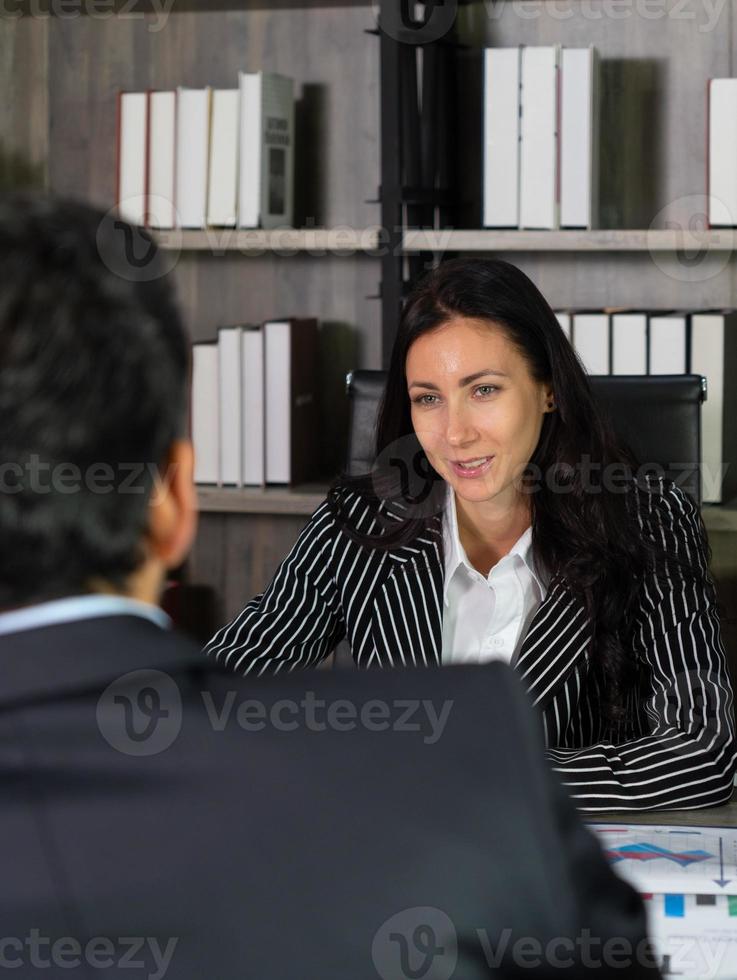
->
[146,439,198,571]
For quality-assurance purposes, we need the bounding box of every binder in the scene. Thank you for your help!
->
[192,343,219,485]
[519,45,560,230]
[560,46,599,229]
[483,47,521,228]
[147,90,177,230]
[117,91,148,226]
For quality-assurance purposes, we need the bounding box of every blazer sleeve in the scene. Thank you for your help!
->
[547,481,737,811]
[203,499,346,675]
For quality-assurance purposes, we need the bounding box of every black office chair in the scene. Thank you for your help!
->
[345,371,707,507]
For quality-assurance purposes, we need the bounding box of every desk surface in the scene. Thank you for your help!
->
[587,791,737,827]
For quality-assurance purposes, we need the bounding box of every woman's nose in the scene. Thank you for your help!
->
[445,404,478,446]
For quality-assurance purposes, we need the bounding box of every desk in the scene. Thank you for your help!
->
[587,792,737,828]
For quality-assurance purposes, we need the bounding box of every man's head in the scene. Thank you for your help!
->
[0,194,196,609]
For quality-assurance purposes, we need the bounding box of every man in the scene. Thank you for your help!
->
[0,194,658,978]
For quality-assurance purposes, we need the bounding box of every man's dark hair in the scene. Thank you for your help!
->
[0,194,189,608]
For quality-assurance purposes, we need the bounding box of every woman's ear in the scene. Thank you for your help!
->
[543,385,556,413]
[146,440,198,571]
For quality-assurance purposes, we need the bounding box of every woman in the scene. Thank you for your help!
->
[205,258,736,811]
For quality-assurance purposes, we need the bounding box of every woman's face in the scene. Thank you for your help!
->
[406,316,554,513]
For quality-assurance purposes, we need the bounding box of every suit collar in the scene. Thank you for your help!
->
[0,614,204,710]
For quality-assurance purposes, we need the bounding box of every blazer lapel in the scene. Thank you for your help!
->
[513,574,593,710]
[370,523,444,668]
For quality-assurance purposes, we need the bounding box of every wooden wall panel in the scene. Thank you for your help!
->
[0,15,48,188]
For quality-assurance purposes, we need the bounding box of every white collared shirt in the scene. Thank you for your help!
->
[441,485,548,665]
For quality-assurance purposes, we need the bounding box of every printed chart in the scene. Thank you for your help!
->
[588,825,737,979]
[589,825,737,896]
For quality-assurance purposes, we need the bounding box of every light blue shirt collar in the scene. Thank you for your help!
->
[0,594,172,637]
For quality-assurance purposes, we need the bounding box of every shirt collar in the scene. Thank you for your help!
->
[442,484,547,607]
[0,594,172,638]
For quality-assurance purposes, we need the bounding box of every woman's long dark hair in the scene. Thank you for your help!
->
[328,258,714,721]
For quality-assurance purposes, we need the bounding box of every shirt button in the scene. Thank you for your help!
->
[494,638,504,647]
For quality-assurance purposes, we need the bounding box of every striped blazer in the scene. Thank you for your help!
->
[205,476,737,812]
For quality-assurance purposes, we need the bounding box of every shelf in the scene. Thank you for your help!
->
[156,228,382,254]
[403,229,737,253]
[197,483,330,516]
[153,228,737,255]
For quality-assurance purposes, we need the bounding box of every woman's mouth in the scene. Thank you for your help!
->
[449,456,494,479]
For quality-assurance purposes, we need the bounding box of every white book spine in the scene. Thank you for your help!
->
[118,92,148,226]
[648,315,688,374]
[555,312,571,340]
[560,47,598,229]
[572,313,609,374]
[147,91,177,230]
[192,345,219,485]
[238,72,262,228]
[612,314,647,375]
[207,89,240,228]
[708,79,737,227]
[691,313,724,503]
[242,327,265,486]
[519,46,560,230]
[265,320,291,484]
[175,87,210,229]
[259,73,295,230]
[218,328,243,487]
[483,47,521,228]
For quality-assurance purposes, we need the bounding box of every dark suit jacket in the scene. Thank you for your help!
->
[205,475,737,812]
[0,613,658,978]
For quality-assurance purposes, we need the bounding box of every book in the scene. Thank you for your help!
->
[207,89,240,228]
[611,312,648,375]
[192,343,219,485]
[218,326,243,486]
[572,312,609,374]
[482,47,521,228]
[560,46,599,229]
[519,45,560,230]
[264,317,319,484]
[117,91,148,226]
[708,78,737,227]
[649,313,688,375]
[147,90,177,230]
[238,71,295,229]
[554,311,572,340]
[176,87,211,229]
[242,324,265,487]
[690,310,737,503]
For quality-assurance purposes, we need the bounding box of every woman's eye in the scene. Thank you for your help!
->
[414,394,438,406]
[475,385,497,396]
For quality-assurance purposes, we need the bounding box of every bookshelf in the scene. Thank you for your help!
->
[403,229,737,253]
